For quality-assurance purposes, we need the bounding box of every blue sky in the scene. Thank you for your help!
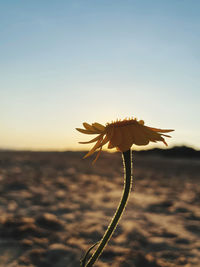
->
[1,0,200,151]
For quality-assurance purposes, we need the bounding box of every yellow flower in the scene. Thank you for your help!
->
[76,118,174,163]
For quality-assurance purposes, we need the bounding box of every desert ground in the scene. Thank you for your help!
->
[0,151,199,267]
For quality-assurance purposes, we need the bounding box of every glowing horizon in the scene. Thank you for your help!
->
[1,1,200,151]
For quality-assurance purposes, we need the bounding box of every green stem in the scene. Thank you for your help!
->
[83,149,132,267]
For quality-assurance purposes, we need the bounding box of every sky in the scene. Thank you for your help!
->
[1,0,200,151]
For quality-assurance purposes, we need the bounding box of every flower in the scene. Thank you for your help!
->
[76,118,174,163]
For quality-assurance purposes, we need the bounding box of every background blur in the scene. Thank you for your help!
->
[1,0,200,151]
[1,2,200,267]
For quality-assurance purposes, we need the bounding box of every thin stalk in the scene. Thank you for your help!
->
[82,149,132,267]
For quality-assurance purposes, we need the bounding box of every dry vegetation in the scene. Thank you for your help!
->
[0,151,200,267]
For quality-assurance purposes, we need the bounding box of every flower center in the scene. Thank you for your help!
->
[106,118,144,128]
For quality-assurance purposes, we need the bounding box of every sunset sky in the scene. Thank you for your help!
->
[1,1,200,151]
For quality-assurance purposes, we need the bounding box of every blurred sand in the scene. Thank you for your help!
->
[0,151,200,267]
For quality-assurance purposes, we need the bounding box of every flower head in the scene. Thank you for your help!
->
[76,118,174,163]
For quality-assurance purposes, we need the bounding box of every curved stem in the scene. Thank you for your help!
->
[83,149,132,267]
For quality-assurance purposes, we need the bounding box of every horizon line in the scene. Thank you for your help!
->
[0,144,199,153]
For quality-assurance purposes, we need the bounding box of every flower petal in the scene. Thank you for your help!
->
[161,133,171,137]
[92,122,105,132]
[89,134,109,152]
[86,135,110,162]
[117,125,134,151]
[142,126,164,142]
[110,127,122,147]
[130,125,150,146]
[76,128,97,134]
[148,127,174,133]
[79,134,103,144]
[83,122,96,131]
[100,134,109,147]
[92,147,103,164]
[162,139,168,146]
[142,126,169,146]
[83,136,104,158]
[92,123,105,132]
[107,141,115,149]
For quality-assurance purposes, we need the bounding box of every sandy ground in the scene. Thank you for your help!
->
[0,151,200,267]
